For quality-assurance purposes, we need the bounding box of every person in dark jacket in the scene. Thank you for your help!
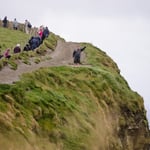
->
[23,44,31,51]
[14,44,21,53]
[3,16,8,27]
[73,46,86,64]
[42,26,50,41]
[29,36,40,50]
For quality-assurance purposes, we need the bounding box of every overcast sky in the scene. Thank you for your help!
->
[0,0,150,123]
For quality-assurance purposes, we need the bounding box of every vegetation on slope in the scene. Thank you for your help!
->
[0,26,149,149]
[0,65,147,149]
[0,27,59,70]
[82,43,120,73]
[0,27,30,50]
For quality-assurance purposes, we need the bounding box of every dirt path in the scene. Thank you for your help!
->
[0,40,83,84]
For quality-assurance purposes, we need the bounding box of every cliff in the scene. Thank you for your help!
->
[0,24,149,150]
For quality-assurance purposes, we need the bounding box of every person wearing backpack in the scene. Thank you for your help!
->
[28,22,32,28]
[25,20,32,34]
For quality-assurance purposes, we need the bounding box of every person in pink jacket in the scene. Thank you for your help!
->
[38,26,43,38]
[4,49,11,59]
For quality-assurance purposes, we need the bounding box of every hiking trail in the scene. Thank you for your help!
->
[0,40,85,84]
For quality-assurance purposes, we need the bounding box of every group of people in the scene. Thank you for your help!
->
[23,26,50,51]
[0,44,21,59]
[1,16,32,32]
[1,16,51,40]
[2,16,18,29]
[1,16,86,65]
[1,45,86,65]
[0,25,50,59]
[1,16,50,59]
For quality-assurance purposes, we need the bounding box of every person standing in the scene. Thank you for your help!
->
[24,20,32,34]
[38,26,43,39]
[25,20,29,34]
[13,18,18,30]
[73,46,86,65]
[42,26,50,41]
[3,16,8,28]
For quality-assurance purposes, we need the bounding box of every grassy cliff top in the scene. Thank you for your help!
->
[0,26,149,150]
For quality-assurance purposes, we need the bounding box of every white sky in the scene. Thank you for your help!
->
[0,0,150,123]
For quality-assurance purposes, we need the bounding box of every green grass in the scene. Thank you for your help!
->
[0,27,59,70]
[82,43,120,73]
[0,65,148,149]
[0,27,29,51]
[36,32,59,54]
[0,26,148,149]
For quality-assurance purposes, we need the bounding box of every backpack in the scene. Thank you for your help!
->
[28,22,32,28]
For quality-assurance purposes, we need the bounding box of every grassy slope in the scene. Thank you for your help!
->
[0,27,30,50]
[0,27,149,149]
[0,26,60,52]
[0,27,58,70]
